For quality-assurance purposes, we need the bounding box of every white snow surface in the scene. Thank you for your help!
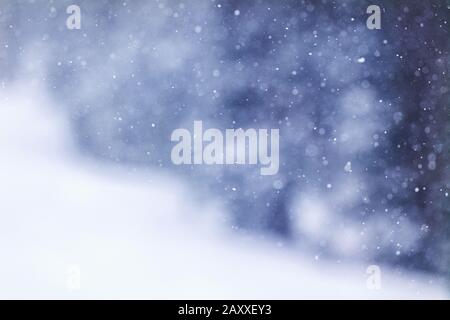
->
[0,80,448,299]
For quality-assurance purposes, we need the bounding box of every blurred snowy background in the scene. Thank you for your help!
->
[0,0,449,298]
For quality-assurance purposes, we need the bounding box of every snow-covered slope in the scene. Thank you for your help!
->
[0,80,447,299]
